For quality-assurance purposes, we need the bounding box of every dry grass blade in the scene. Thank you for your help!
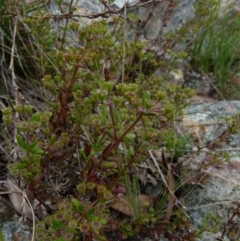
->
[149,149,175,223]
[8,14,22,162]
[149,149,190,222]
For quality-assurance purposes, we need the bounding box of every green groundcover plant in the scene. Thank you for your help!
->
[0,1,213,241]
[189,0,240,98]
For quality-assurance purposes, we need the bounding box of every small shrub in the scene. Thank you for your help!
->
[0,1,198,240]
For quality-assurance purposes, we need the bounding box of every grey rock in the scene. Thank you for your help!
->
[0,196,32,241]
[48,0,104,14]
[219,0,240,16]
[112,0,194,41]
[182,101,240,142]
[163,0,196,34]
[111,0,139,9]
[183,70,214,96]
[180,101,240,241]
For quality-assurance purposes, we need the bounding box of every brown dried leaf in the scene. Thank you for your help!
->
[145,158,158,173]
[139,194,156,206]
[6,176,35,221]
[111,196,132,216]
[161,150,175,223]
[111,195,156,216]
[147,173,158,186]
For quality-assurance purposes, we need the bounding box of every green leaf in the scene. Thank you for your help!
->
[55,0,63,5]
[97,235,107,241]
[49,134,56,145]
[87,215,96,222]
[16,163,26,170]
[143,111,158,116]
[56,238,65,241]
[123,133,136,142]
[87,208,94,216]
[70,82,82,91]
[87,209,99,221]
[99,162,116,169]
[91,228,99,235]
[30,113,40,122]
[53,220,62,230]
[28,142,44,155]
[30,147,45,155]
[79,149,88,161]
[127,146,134,157]
[45,99,58,109]
[29,142,38,150]
[71,198,83,213]
[0,1,3,12]
[71,115,80,123]
[16,134,29,151]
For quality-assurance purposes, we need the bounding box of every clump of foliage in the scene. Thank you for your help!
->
[0,1,199,241]
[189,0,240,98]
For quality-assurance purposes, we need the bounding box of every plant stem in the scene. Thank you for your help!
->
[102,110,144,159]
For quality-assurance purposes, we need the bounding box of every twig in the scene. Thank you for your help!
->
[8,14,21,162]
[23,0,163,20]
[59,0,74,49]
[121,0,127,83]
[18,16,60,75]
[102,110,144,159]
